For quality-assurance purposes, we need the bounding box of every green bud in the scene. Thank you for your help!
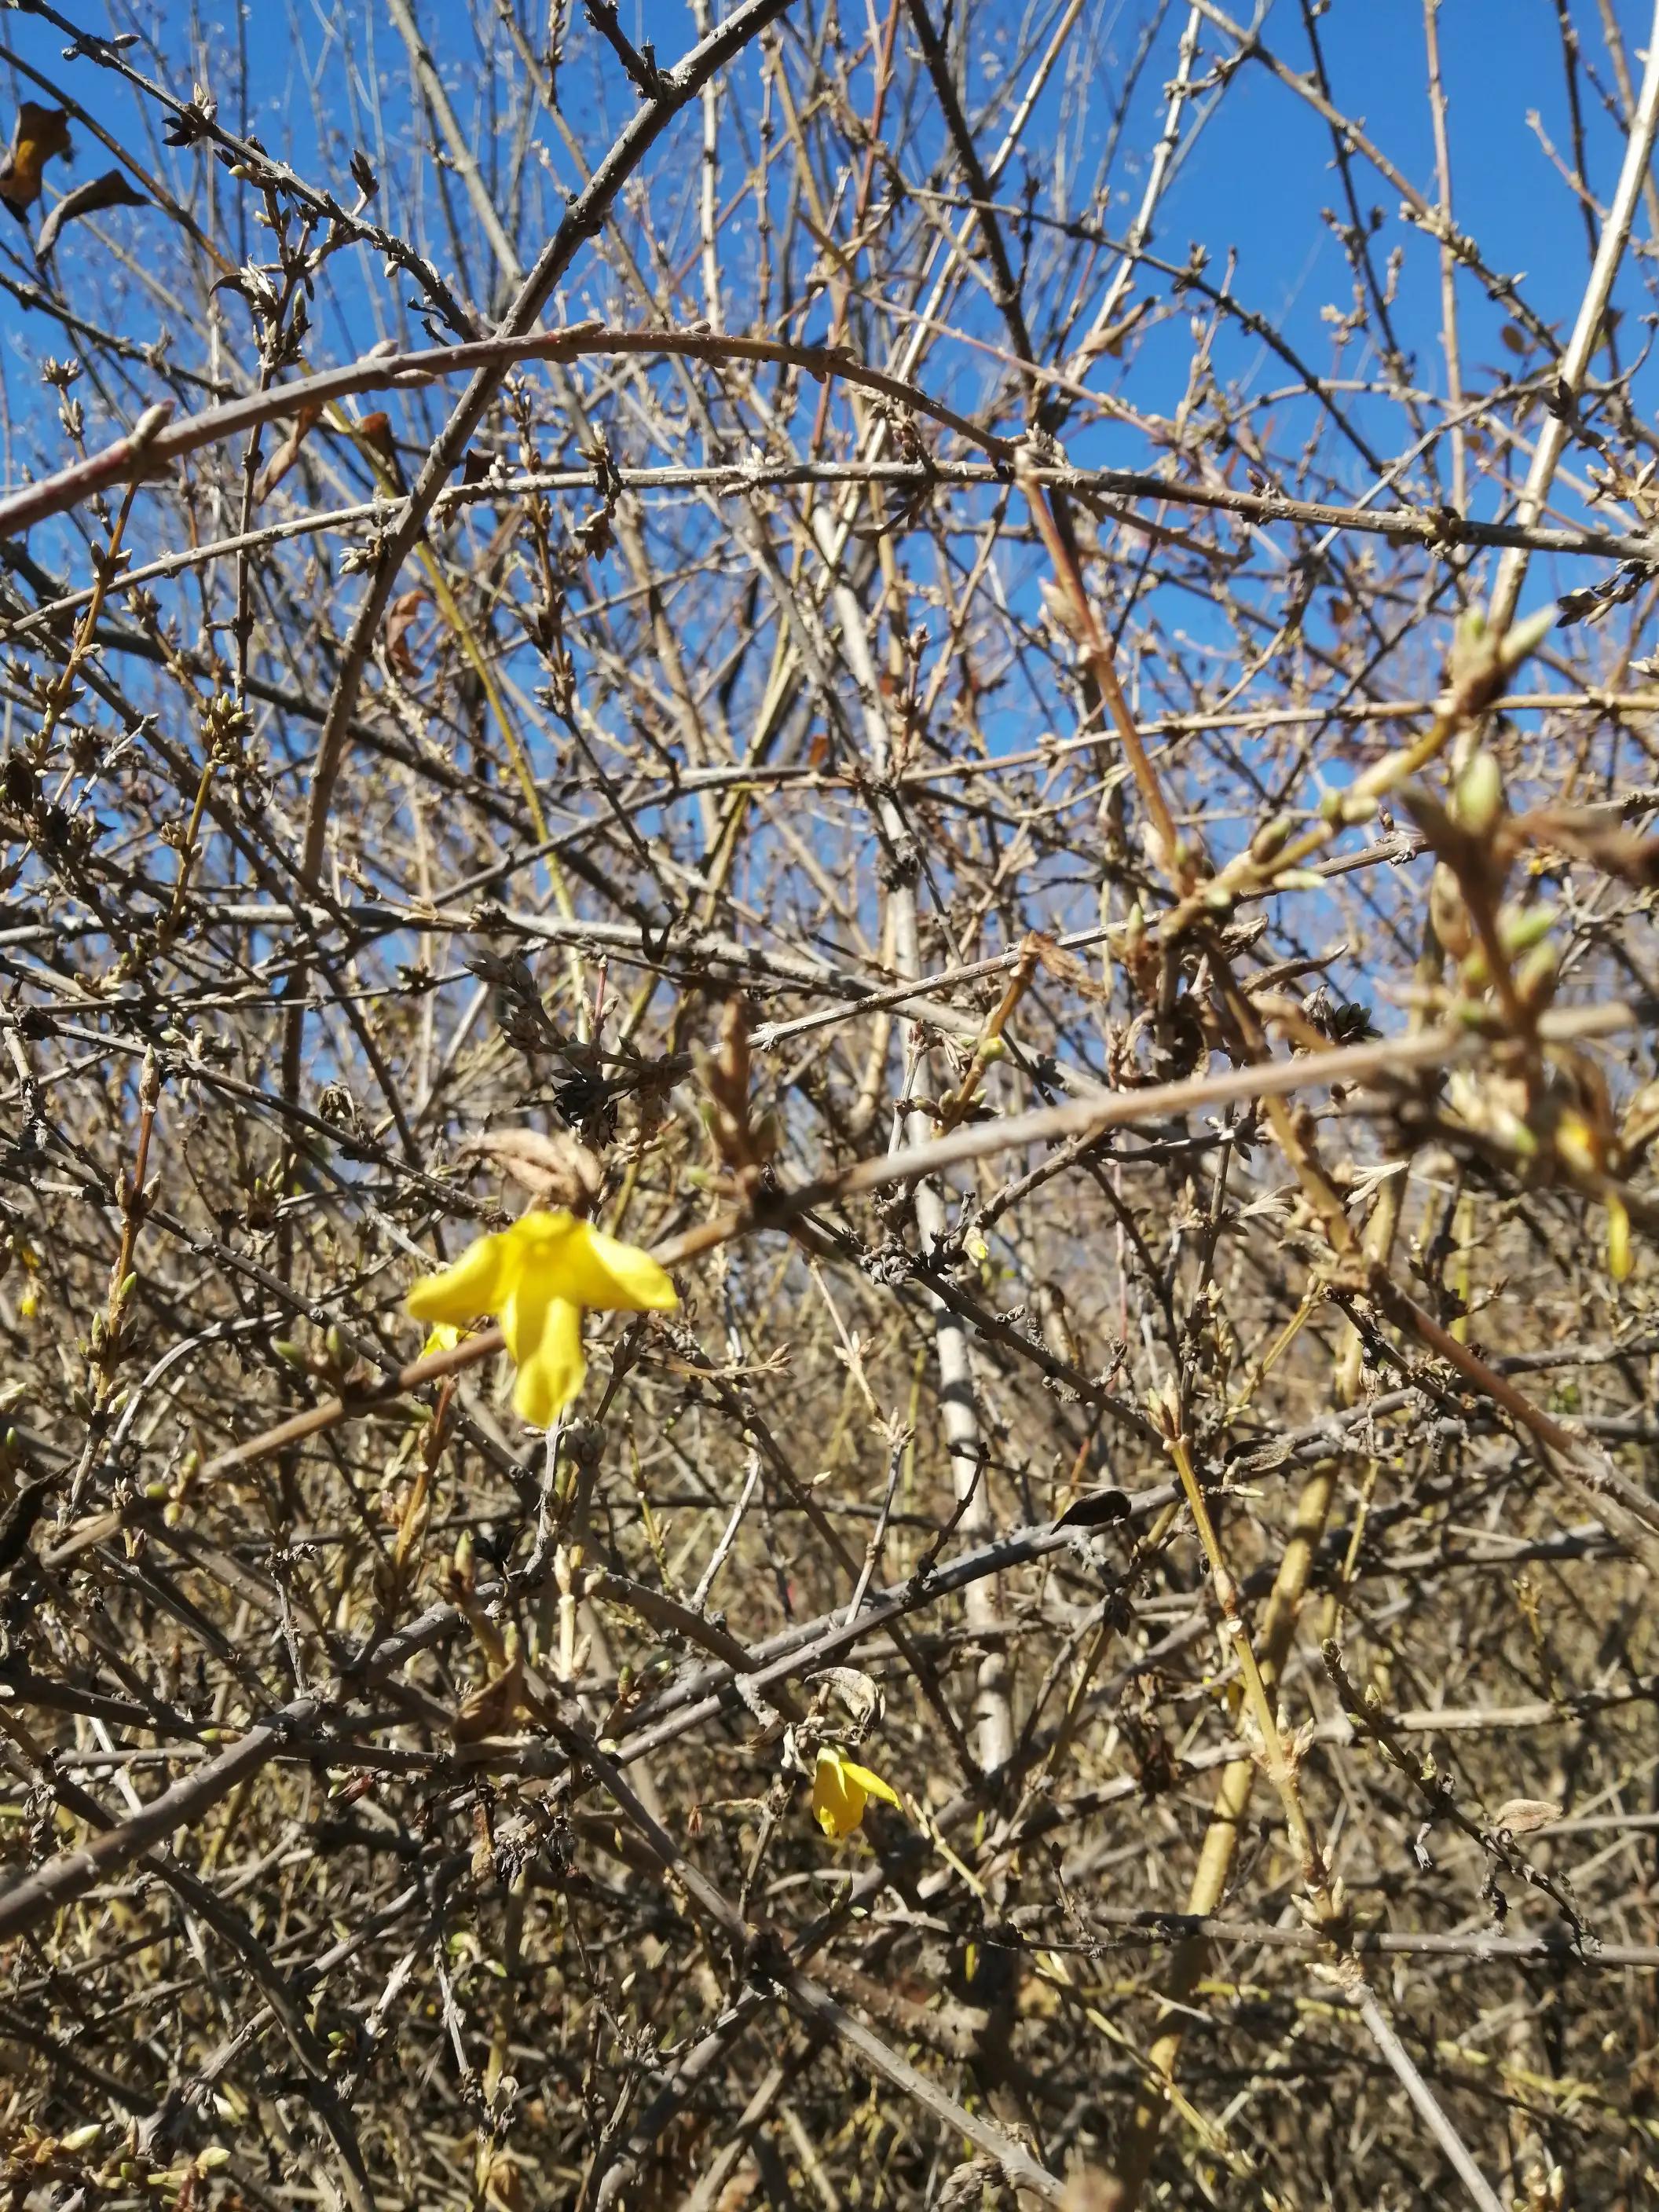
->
[1454,748,1503,833]
[1496,602,1556,675]
[1498,901,1556,954]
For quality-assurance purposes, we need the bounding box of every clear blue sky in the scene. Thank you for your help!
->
[2,2,1654,699]
[0,3,1650,1044]
[4,1,1654,500]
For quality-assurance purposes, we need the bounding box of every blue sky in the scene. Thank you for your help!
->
[2,1,1653,820]
[0,2,1650,1074]
[5,2,1654,475]
[3,1,1654,555]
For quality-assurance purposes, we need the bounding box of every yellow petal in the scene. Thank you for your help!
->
[1607,1196,1633,1284]
[1554,1109,1600,1176]
[405,1230,508,1325]
[508,1294,586,1428]
[498,1265,550,1389]
[837,1757,902,1812]
[405,1210,671,1428]
[496,1211,572,1265]
[549,1217,677,1313]
[811,1749,866,1838]
[419,1321,463,1358]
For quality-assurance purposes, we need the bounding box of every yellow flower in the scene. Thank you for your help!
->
[405,1210,676,1427]
[811,1746,903,1839]
[1607,1196,1633,1284]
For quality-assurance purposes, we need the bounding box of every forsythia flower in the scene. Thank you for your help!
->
[811,1746,903,1839]
[405,1210,676,1427]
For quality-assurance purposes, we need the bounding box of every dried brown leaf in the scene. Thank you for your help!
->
[252,401,324,504]
[35,168,146,262]
[1492,1797,1563,1837]
[452,1649,526,1744]
[357,409,407,493]
[383,588,429,679]
[463,1129,603,1210]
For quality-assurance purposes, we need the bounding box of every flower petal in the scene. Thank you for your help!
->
[405,1230,508,1325]
[811,1749,865,1839]
[551,1218,678,1313]
[837,1757,902,1812]
[509,1294,586,1428]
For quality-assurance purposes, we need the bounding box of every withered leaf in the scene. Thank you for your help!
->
[462,1128,602,1210]
[383,588,429,679]
[1054,1488,1130,1531]
[252,401,324,504]
[451,1649,526,1744]
[35,168,147,262]
[357,409,407,493]
[0,104,72,221]
[1491,1797,1562,1837]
